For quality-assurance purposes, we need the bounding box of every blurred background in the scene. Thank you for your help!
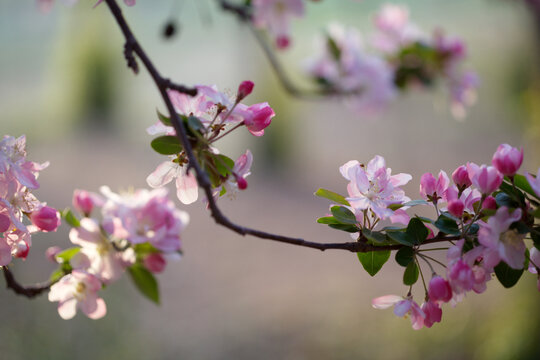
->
[1,0,540,359]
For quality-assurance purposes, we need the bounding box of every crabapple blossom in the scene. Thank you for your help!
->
[237,81,255,101]
[492,144,523,176]
[482,196,497,211]
[428,275,452,303]
[421,301,442,328]
[372,295,425,330]
[340,156,411,220]
[419,171,449,203]
[252,0,305,49]
[146,159,199,205]
[452,165,471,190]
[478,207,525,269]
[466,163,503,195]
[371,3,424,53]
[72,189,103,217]
[48,270,106,320]
[235,102,275,136]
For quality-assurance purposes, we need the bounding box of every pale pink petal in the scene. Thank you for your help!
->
[146,161,178,188]
[58,298,77,320]
[176,171,198,204]
[85,298,107,319]
[372,294,402,309]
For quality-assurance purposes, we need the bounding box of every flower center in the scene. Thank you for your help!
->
[500,229,524,250]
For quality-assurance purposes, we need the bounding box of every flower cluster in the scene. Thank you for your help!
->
[146,81,273,204]
[251,0,305,50]
[0,135,60,266]
[305,4,478,117]
[317,144,540,329]
[48,187,189,319]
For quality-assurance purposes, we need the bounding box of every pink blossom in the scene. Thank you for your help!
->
[466,163,503,195]
[0,135,44,189]
[341,156,411,220]
[525,168,540,198]
[478,207,525,269]
[235,103,275,136]
[492,144,523,176]
[452,165,471,190]
[252,0,305,49]
[304,24,396,115]
[143,253,167,274]
[0,213,9,233]
[428,275,452,303]
[372,294,425,330]
[528,247,540,275]
[48,270,106,320]
[100,187,189,253]
[216,150,253,198]
[444,186,481,218]
[73,189,103,217]
[421,301,442,328]
[371,4,424,53]
[29,206,60,232]
[447,259,474,298]
[69,218,127,283]
[419,171,449,202]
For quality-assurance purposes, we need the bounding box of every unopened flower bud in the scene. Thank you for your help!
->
[45,246,62,263]
[237,81,254,101]
[73,189,102,217]
[482,196,497,211]
[448,200,464,218]
[143,253,167,274]
[492,144,523,177]
[452,165,471,190]
[13,240,29,260]
[30,206,60,232]
[276,35,290,49]
[236,176,248,190]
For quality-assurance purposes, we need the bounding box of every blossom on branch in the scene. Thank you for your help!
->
[252,0,305,49]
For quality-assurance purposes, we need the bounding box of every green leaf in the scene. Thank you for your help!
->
[357,250,390,277]
[213,154,235,177]
[328,224,359,233]
[330,206,357,225]
[187,116,204,133]
[386,230,414,246]
[316,216,341,225]
[513,174,537,198]
[403,261,419,285]
[133,243,159,256]
[406,217,429,245]
[49,268,66,283]
[531,229,540,250]
[128,264,160,304]
[156,109,172,126]
[395,247,415,267]
[403,199,429,207]
[55,247,81,263]
[62,208,80,228]
[494,261,524,288]
[151,136,183,155]
[314,188,350,206]
[495,192,519,208]
[434,213,461,236]
[362,229,387,244]
[326,36,341,60]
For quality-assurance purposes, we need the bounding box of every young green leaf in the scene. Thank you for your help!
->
[62,208,81,228]
[151,136,183,155]
[214,154,235,177]
[330,206,357,224]
[316,216,341,225]
[128,264,160,304]
[156,109,172,126]
[328,224,359,233]
[357,250,390,277]
[403,261,419,285]
[314,188,350,206]
[55,247,81,263]
[386,230,414,246]
[362,229,387,244]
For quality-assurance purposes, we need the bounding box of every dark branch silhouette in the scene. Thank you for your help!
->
[2,266,52,298]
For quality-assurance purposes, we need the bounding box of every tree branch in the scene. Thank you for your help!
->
[218,0,350,100]
[2,266,52,298]
[103,0,458,253]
